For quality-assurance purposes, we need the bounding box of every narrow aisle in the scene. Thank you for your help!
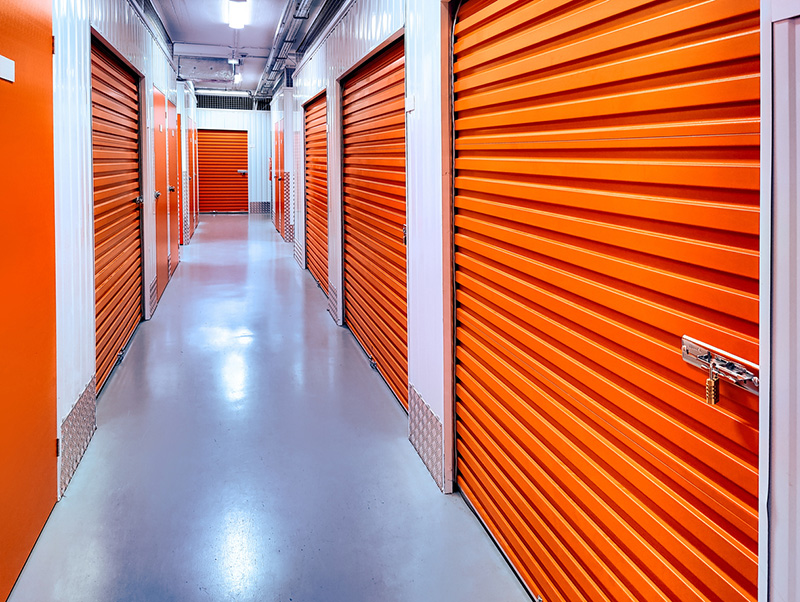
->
[10,215,530,602]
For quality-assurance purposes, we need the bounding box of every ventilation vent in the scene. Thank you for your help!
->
[196,95,271,111]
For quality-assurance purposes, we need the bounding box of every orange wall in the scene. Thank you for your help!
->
[0,0,58,599]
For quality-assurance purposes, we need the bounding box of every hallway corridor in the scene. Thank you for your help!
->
[9,215,530,602]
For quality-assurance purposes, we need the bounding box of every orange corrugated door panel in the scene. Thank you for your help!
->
[0,0,57,598]
[153,86,169,300]
[342,40,408,406]
[274,119,285,237]
[92,42,144,391]
[453,2,760,601]
[197,129,248,213]
[168,100,180,274]
[304,93,328,291]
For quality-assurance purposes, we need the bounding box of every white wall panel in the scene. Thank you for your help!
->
[770,13,800,602]
[53,0,94,426]
[248,107,272,208]
[405,0,448,421]
[177,81,198,241]
[196,108,272,206]
[292,0,404,325]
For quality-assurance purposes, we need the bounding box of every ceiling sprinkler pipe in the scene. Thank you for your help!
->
[255,0,296,94]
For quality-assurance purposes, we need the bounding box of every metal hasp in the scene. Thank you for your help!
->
[682,335,759,397]
[237,169,248,175]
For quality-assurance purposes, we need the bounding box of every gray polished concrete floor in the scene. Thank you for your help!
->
[10,215,530,602]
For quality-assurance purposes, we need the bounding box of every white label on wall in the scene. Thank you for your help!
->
[0,55,15,83]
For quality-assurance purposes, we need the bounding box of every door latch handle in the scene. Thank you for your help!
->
[682,336,759,401]
[155,190,161,199]
[168,186,176,192]
[133,196,144,205]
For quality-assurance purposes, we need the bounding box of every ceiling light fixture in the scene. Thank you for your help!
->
[228,58,240,65]
[227,0,249,29]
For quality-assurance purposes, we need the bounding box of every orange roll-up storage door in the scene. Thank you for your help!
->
[342,40,408,406]
[304,93,328,292]
[453,2,760,602]
[92,41,143,391]
[197,129,248,213]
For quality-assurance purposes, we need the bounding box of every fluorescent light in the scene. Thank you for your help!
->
[227,0,249,29]
[228,58,240,65]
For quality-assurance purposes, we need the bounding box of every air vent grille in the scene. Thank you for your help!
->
[196,95,270,111]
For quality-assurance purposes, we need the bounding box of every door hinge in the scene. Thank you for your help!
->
[56,438,60,457]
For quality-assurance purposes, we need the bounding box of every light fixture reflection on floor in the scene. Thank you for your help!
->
[227,0,249,29]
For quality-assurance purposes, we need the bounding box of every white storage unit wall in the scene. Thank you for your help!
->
[53,0,176,493]
[291,0,452,488]
[178,81,198,242]
[290,0,404,327]
[768,4,800,600]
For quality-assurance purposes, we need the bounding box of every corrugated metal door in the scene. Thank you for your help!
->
[452,2,760,601]
[197,129,248,213]
[304,93,328,291]
[342,40,408,406]
[92,41,143,390]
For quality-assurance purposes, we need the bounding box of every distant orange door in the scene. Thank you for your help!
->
[167,99,180,274]
[273,119,285,236]
[0,0,57,599]
[153,87,169,300]
[452,2,760,601]
[197,129,248,212]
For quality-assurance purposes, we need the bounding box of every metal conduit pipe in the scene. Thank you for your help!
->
[255,0,312,96]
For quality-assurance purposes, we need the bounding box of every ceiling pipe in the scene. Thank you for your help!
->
[254,0,294,96]
[254,0,320,97]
